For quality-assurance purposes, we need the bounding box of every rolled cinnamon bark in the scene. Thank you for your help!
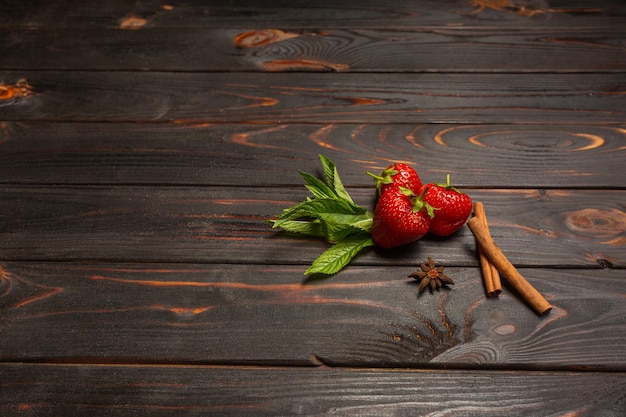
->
[473,202,502,297]
[467,217,552,315]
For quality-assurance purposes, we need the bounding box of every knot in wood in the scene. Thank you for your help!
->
[564,208,626,238]
[0,79,33,101]
[234,29,299,48]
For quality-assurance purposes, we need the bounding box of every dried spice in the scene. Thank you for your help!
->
[467,217,552,315]
[409,257,454,293]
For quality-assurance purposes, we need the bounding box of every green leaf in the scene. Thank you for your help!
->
[269,211,370,243]
[274,219,325,237]
[319,154,354,204]
[318,212,372,227]
[298,170,337,200]
[318,212,373,235]
[273,198,367,228]
[319,221,361,243]
[269,155,376,277]
[304,235,375,276]
[271,203,307,228]
[319,154,337,189]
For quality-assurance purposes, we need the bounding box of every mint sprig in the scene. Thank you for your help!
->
[305,235,375,276]
[269,155,374,276]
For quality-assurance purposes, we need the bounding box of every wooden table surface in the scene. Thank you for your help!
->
[1,0,625,415]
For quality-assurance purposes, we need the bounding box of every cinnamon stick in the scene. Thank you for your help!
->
[473,202,502,297]
[467,217,552,315]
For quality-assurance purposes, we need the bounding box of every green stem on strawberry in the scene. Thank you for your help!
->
[366,163,422,196]
[436,174,463,194]
[269,155,375,276]
[366,169,395,195]
[399,186,437,218]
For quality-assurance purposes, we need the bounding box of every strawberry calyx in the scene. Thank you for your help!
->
[366,167,398,195]
[399,186,437,218]
[433,174,463,194]
[367,163,422,196]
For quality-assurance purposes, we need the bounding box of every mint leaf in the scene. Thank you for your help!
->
[319,154,354,204]
[318,212,372,229]
[273,198,367,229]
[270,155,376,276]
[319,154,337,189]
[304,235,375,276]
[299,170,337,200]
[273,219,325,237]
[273,210,372,244]
[319,220,363,243]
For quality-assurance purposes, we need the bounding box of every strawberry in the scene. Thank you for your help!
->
[367,163,422,196]
[371,186,434,248]
[420,175,472,236]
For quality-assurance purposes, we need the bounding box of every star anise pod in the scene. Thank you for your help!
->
[408,257,455,293]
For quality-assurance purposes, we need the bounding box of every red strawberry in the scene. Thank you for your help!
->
[367,163,422,196]
[420,175,472,236]
[372,186,435,248]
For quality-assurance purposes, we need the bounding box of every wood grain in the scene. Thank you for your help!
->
[1,262,624,368]
[1,187,624,266]
[1,364,625,416]
[0,72,624,123]
[1,0,625,413]
[2,0,625,29]
[1,122,624,188]
[3,28,625,72]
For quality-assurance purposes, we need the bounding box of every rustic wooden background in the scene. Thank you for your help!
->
[1,0,625,415]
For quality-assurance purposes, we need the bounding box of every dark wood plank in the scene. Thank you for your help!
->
[2,364,625,416]
[1,0,624,413]
[2,122,625,188]
[1,72,624,123]
[1,186,624,267]
[1,262,624,367]
[3,28,625,72]
[2,0,625,29]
